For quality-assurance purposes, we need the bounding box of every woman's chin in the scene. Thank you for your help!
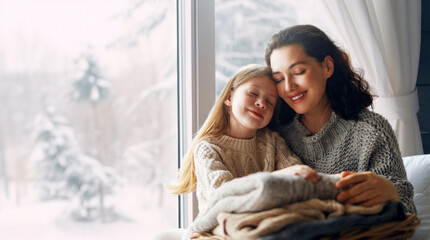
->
[288,106,307,115]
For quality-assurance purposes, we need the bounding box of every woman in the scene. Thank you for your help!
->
[265,24,416,214]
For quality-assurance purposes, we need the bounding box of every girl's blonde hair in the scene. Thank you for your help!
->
[168,64,274,194]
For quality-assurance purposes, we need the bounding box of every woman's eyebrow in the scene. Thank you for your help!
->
[272,61,306,75]
[288,61,306,69]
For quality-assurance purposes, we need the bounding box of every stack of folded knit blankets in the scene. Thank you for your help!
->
[184,172,408,240]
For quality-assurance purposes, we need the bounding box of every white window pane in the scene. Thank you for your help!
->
[0,0,178,239]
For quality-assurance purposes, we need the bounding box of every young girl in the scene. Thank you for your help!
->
[169,64,318,214]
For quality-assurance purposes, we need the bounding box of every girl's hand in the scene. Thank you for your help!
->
[335,171,400,206]
[273,164,320,183]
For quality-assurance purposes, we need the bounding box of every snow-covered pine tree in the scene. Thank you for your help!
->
[31,107,122,221]
[66,154,122,221]
[70,51,111,221]
[31,107,80,200]
[71,52,110,103]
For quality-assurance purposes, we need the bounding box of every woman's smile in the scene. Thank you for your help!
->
[290,91,307,103]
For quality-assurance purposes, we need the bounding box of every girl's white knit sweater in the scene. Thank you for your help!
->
[194,128,301,213]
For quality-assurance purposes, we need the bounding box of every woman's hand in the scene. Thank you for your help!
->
[273,164,320,183]
[335,171,400,206]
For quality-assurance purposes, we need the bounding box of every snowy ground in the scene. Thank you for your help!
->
[0,185,177,240]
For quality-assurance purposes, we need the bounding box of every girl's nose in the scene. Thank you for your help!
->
[256,99,265,109]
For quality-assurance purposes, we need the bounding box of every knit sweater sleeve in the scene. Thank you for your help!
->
[272,131,302,170]
[361,114,417,214]
[194,141,234,202]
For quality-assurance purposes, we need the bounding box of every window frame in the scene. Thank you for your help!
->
[177,0,215,228]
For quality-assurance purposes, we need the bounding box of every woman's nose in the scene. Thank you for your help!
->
[283,77,295,92]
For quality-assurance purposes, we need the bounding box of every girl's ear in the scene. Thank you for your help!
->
[323,55,334,78]
[224,93,233,106]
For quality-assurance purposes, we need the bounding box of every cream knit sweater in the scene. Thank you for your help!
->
[194,128,301,213]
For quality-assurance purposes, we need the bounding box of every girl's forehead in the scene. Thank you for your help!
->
[239,76,277,93]
[236,76,269,88]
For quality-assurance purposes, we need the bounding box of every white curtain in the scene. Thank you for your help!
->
[320,0,423,157]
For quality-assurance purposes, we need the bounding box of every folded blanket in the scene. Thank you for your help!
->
[211,199,385,240]
[259,201,406,240]
[189,172,341,233]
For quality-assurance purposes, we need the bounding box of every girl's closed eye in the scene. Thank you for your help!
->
[273,76,284,84]
[265,94,276,106]
[248,91,258,96]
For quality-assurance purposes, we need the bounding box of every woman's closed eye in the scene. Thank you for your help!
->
[293,69,305,75]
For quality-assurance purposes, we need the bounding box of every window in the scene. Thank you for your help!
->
[176,0,329,225]
[215,0,328,93]
[177,0,216,227]
[0,0,178,239]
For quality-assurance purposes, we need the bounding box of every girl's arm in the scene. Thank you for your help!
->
[194,141,234,202]
[273,164,321,183]
[272,131,320,183]
[273,131,302,169]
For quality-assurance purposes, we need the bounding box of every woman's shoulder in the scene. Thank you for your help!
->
[356,109,393,132]
[350,109,398,143]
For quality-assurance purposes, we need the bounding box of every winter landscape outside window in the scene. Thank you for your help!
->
[0,0,178,239]
[215,0,328,93]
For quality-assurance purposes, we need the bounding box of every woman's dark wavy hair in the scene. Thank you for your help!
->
[265,24,373,127]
